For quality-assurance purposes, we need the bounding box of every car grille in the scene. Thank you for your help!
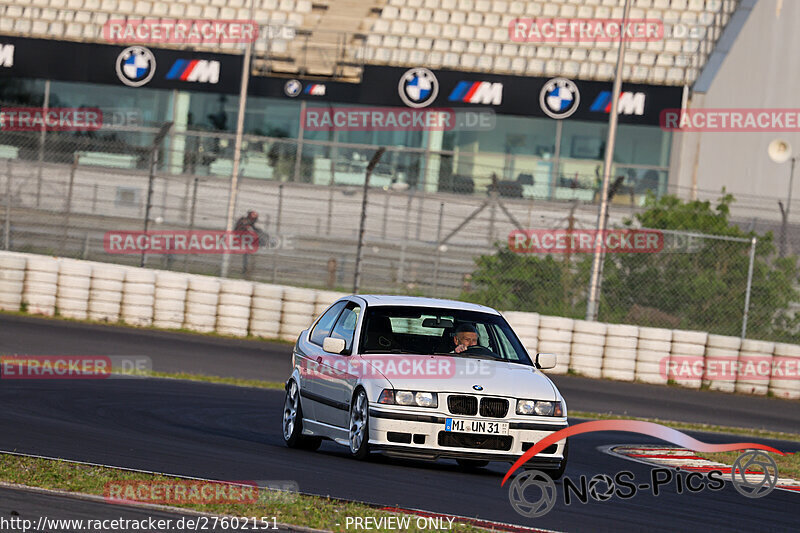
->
[448,395,478,415]
[438,431,513,451]
[479,398,509,418]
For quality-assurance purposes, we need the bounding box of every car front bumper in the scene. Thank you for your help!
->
[368,406,568,464]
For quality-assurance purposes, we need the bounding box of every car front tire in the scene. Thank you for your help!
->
[348,389,370,459]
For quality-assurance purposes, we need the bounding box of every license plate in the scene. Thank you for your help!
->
[445,418,509,435]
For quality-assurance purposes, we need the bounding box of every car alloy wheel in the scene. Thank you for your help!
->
[283,381,300,443]
[349,389,370,458]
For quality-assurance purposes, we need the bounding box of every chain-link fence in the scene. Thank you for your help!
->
[1,123,798,343]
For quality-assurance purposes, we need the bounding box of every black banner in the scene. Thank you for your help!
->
[0,35,682,125]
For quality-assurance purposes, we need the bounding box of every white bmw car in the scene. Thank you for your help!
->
[282,295,569,476]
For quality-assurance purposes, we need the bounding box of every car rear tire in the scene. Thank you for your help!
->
[348,389,370,460]
[456,459,490,470]
[282,380,320,450]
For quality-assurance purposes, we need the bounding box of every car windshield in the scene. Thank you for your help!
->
[358,306,532,365]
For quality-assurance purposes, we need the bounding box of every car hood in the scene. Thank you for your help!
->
[357,354,558,401]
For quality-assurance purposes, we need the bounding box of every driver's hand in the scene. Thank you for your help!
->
[455,344,468,353]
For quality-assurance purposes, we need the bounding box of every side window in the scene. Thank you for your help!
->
[330,304,361,354]
[309,301,347,346]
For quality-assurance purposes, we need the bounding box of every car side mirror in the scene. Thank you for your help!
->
[323,337,346,354]
[536,353,557,369]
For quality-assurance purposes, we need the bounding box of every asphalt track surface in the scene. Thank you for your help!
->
[1,314,799,532]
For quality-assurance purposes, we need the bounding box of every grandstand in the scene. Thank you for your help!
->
[0,0,739,84]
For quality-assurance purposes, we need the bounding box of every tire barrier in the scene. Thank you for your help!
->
[770,342,800,400]
[503,311,539,367]
[537,316,573,375]
[735,339,774,396]
[153,271,189,330]
[250,283,284,339]
[121,268,155,327]
[635,327,672,385]
[280,286,318,342]
[56,259,92,320]
[184,276,220,333]
[602,324,638,381]
[23,255,59,316]
[88,264,126,322]
[569,320,607,379]
[703,334,741,392]
[216,279,253,337]
[1,250,799,399]
[0,253,26,311]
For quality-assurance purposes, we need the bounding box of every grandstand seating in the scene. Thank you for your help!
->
[0,0,739,84]
[358,0,738,85]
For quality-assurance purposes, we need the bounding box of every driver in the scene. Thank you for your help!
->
[453,323,478,354]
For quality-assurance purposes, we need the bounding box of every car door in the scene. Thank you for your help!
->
[298,300,347,422]
[314,301,362,428]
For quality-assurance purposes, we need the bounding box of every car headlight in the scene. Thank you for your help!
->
[378,389,438,408]
[516,400,564,417]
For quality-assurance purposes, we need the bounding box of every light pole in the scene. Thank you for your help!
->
[586,0,632,321]
[768,139,796,257]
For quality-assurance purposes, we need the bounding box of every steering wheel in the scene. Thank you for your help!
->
[464,345,498,357]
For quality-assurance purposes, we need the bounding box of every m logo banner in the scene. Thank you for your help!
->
[591,91,646,116]
[166,59,220,84]
[0,44,14,67]
[449,81,504,105]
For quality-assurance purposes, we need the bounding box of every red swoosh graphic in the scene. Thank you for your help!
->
[501,420,785,486]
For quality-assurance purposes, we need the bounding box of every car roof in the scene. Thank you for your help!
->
[352,295,500,315]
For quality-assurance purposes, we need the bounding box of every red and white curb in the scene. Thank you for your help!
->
[606,445,800,494]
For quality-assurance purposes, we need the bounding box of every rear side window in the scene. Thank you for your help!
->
[309,301,347,346]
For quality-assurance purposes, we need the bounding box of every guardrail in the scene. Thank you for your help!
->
[1,250,797,400]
